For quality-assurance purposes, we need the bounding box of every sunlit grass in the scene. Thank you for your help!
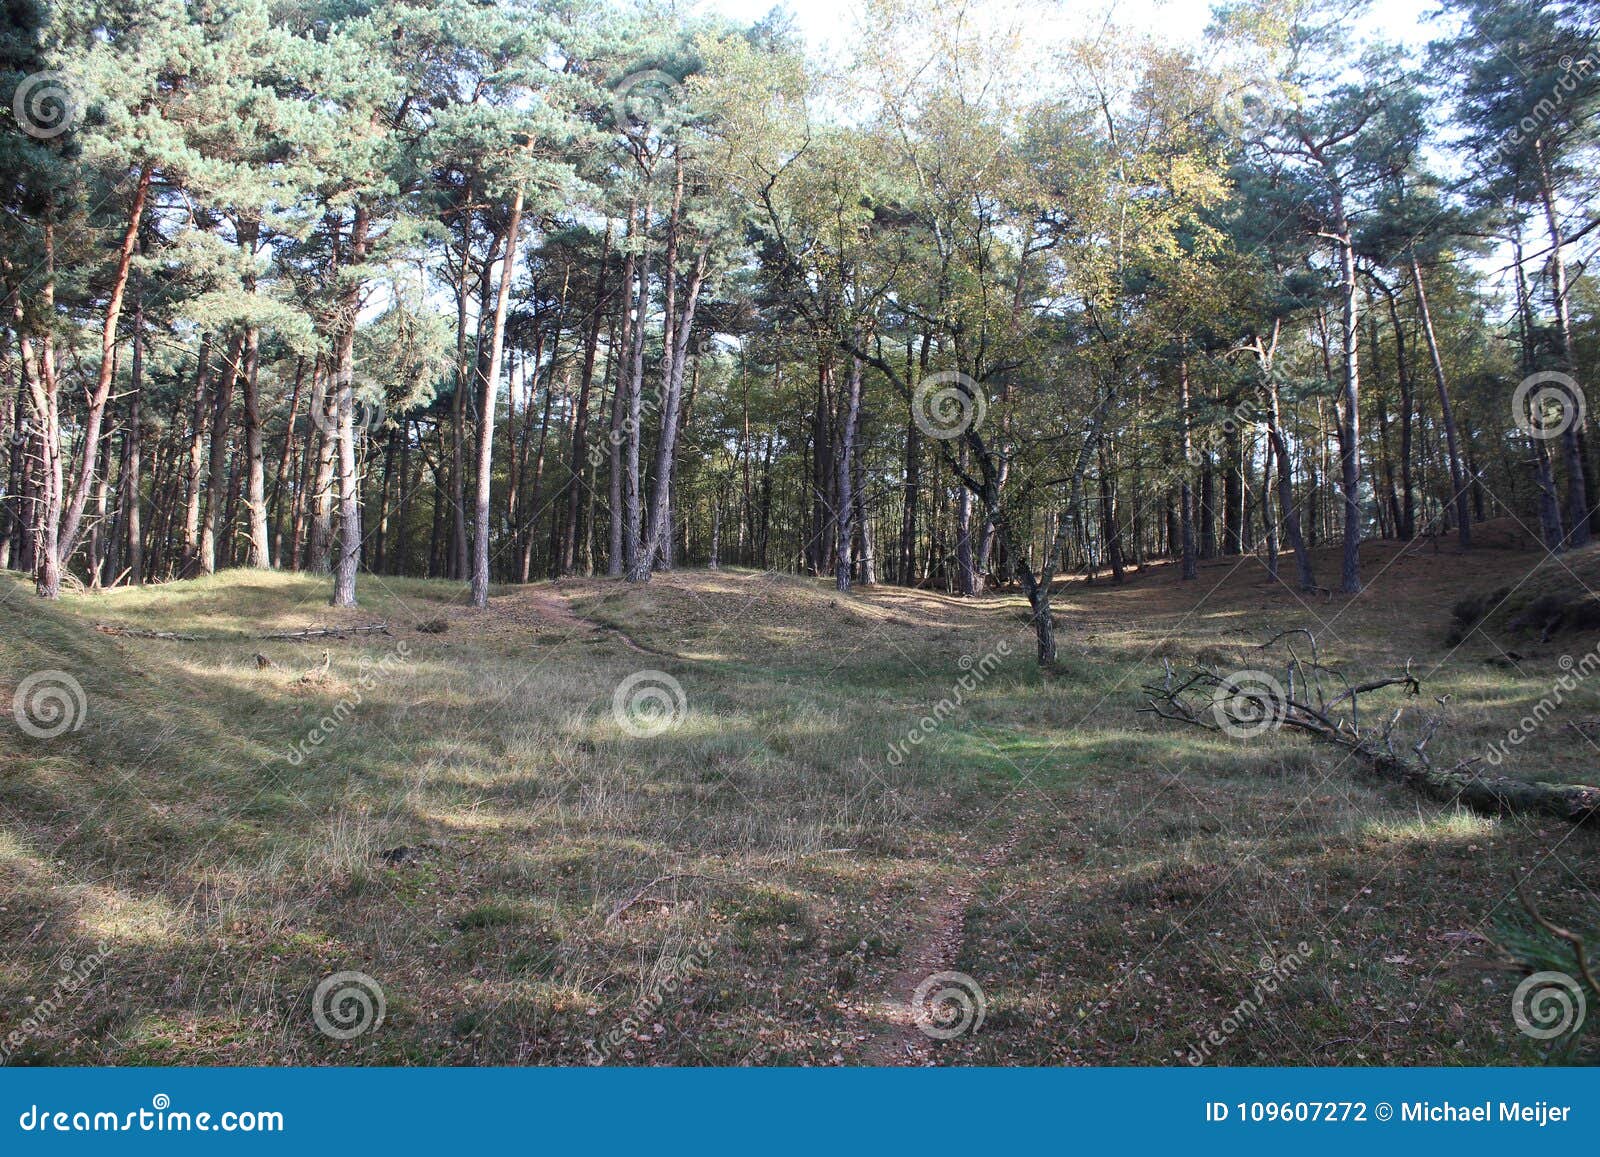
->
[2,545,1597,1065]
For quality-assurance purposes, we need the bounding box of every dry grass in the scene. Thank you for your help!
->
[1,534,1597,1066]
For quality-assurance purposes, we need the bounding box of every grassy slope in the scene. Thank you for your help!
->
[1,534,1597,1066]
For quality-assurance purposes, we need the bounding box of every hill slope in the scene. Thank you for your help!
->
[2,542,1597,1065]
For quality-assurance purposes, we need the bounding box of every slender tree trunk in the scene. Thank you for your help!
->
[623,201,651,575]
[518,366,557,583]
[331,205,372,608]
[88,425,113,587]
[1265,368,1315,591]
[57,165,151,568]
[854,446,876,585]
[628,248,707,582]
[1514,233,1566,550]
[200,331,245,575]
[1179,355,1197,580]
[470,187,526,608]
[562,224,611,574]
[241,323,270,567]
[1535,142,1590,547]
[269,357,304,565]
[1411,255,1471,548]
[123,299,144,584]
[606,235,635,578]
[1331,201,1364,593]
[834,354,862,592]
[180,336,213,576]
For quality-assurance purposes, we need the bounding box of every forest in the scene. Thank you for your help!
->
[1,0,1593,638]
[1,0,1599,1069]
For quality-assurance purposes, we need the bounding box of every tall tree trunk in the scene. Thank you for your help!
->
[269,357,304,565]
[562,224,611,574]
[241,323,270,567]
[1534,141,1590,548]
[1330,196,1364,593]
[470,187,526,608]
[1379,287,1416,539]
[518,367,557,583]
[834,354,862,592]
[181,336,213,577]
[627,248,707,582]
[88,424,113,587]
[372,424,397,573]
[1514,232,1566,550]
[1411,255,1471,548]
[1179,355,1197,580]
[331,205,372,608]
[854,446,877,585]
[1264,360,1315,591]
[623,201,651,575]
[123,299,144,584]
[200,331,246,575]
[57,165,151,568]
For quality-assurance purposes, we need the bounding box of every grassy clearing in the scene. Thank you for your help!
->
[1,535,1597,1065]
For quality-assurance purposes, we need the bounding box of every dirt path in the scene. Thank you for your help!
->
[855,814,1027,1065]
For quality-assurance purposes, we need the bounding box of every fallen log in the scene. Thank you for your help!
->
[95,624,204,641]
[1139,635,1599,824]
[95,622,391,642]
[1368,752,1600,823]
[255,623,392,641]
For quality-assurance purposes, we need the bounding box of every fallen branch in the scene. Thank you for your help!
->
[95,621,392,643]
[256,623,392,640]
[1516,883,1600,996]
[94,624,203,641]
[1140,640,1599,823]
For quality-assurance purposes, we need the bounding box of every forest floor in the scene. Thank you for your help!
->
[3,527,1600,1066]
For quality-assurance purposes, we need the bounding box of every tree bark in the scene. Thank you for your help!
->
[470,186,526,608]
[562,224,612,574]
[834,354,862,592]
[57,164,151,567]
[1411,255,1471,548]
[331,204,372,608]
[1534,140,1590,548]
[627,248,707,582]
[241,323,270,567]
[200,331,246,575]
